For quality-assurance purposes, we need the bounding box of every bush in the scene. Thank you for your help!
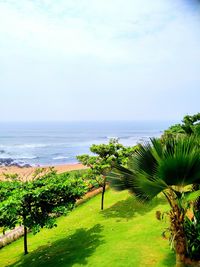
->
[184,210,200,260]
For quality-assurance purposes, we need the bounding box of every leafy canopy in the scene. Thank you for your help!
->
[77,138,138,187]
[0,169,87,234]
[163,113,200,138]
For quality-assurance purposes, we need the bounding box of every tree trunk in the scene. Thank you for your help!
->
[101,181,106,210]
[170,204,187,267]
[24,226,28,255]
[176,254,186,267]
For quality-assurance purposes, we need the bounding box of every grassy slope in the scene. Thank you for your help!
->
[0,190,175,267]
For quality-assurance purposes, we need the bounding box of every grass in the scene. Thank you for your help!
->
[0,189,175,267]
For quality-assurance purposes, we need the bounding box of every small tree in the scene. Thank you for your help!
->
[77,139,137,210]
[0,168,87,254]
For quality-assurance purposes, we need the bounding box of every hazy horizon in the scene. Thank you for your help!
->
[0,119,179,127]
[0,120,171,166]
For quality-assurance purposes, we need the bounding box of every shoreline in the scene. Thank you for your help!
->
[0,163,87,179]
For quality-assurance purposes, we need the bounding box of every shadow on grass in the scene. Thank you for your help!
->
[161,252,176,266]
[101,196,167,220]
[7,224,104,267]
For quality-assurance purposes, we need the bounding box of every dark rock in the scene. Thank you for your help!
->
[0,158,14,166]
[0,158,31,167]
[22,164,31,168]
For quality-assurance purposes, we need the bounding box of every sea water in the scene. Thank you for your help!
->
[0,121,173,166]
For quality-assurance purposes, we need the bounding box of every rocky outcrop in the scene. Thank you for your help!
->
[0,158,31,167]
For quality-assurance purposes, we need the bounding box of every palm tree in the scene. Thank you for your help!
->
[108,136,200,267]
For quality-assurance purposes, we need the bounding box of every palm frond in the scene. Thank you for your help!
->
[108,165,135,191]
[158,137,200,186]
[131,172,168,202]
[109,135,200,203]
[131,141,158,177]
[108,165,168,202]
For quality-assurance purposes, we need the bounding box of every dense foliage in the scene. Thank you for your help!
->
[0,169,87,254]
[184,209,200,261]
[163,113,200,138]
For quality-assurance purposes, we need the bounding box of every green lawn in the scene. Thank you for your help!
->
[0,190,175,267]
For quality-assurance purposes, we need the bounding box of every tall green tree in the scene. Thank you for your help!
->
[0,169,87,254]
[108,136,200,267]
[163,112,200,138]
[77,139,137,210]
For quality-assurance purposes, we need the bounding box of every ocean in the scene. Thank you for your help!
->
[0,121,172,167]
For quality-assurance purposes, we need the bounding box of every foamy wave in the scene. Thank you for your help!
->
[0,155,11,159]
[0,155,38,160]
[15,156,39,159]
[52,156,70,160]
[0,144,48,149]
[0,142,74,149]
[16,144,48,149]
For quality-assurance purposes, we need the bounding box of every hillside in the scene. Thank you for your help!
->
[0,190,175,267]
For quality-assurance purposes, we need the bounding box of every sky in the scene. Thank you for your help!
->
[0,0,200,122]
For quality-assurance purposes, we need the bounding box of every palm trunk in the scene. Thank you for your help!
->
[170,204,187,267]
[164,191,187,267]
[176,254,186,267]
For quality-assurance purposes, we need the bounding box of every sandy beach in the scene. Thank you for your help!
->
[0,163,87,180]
